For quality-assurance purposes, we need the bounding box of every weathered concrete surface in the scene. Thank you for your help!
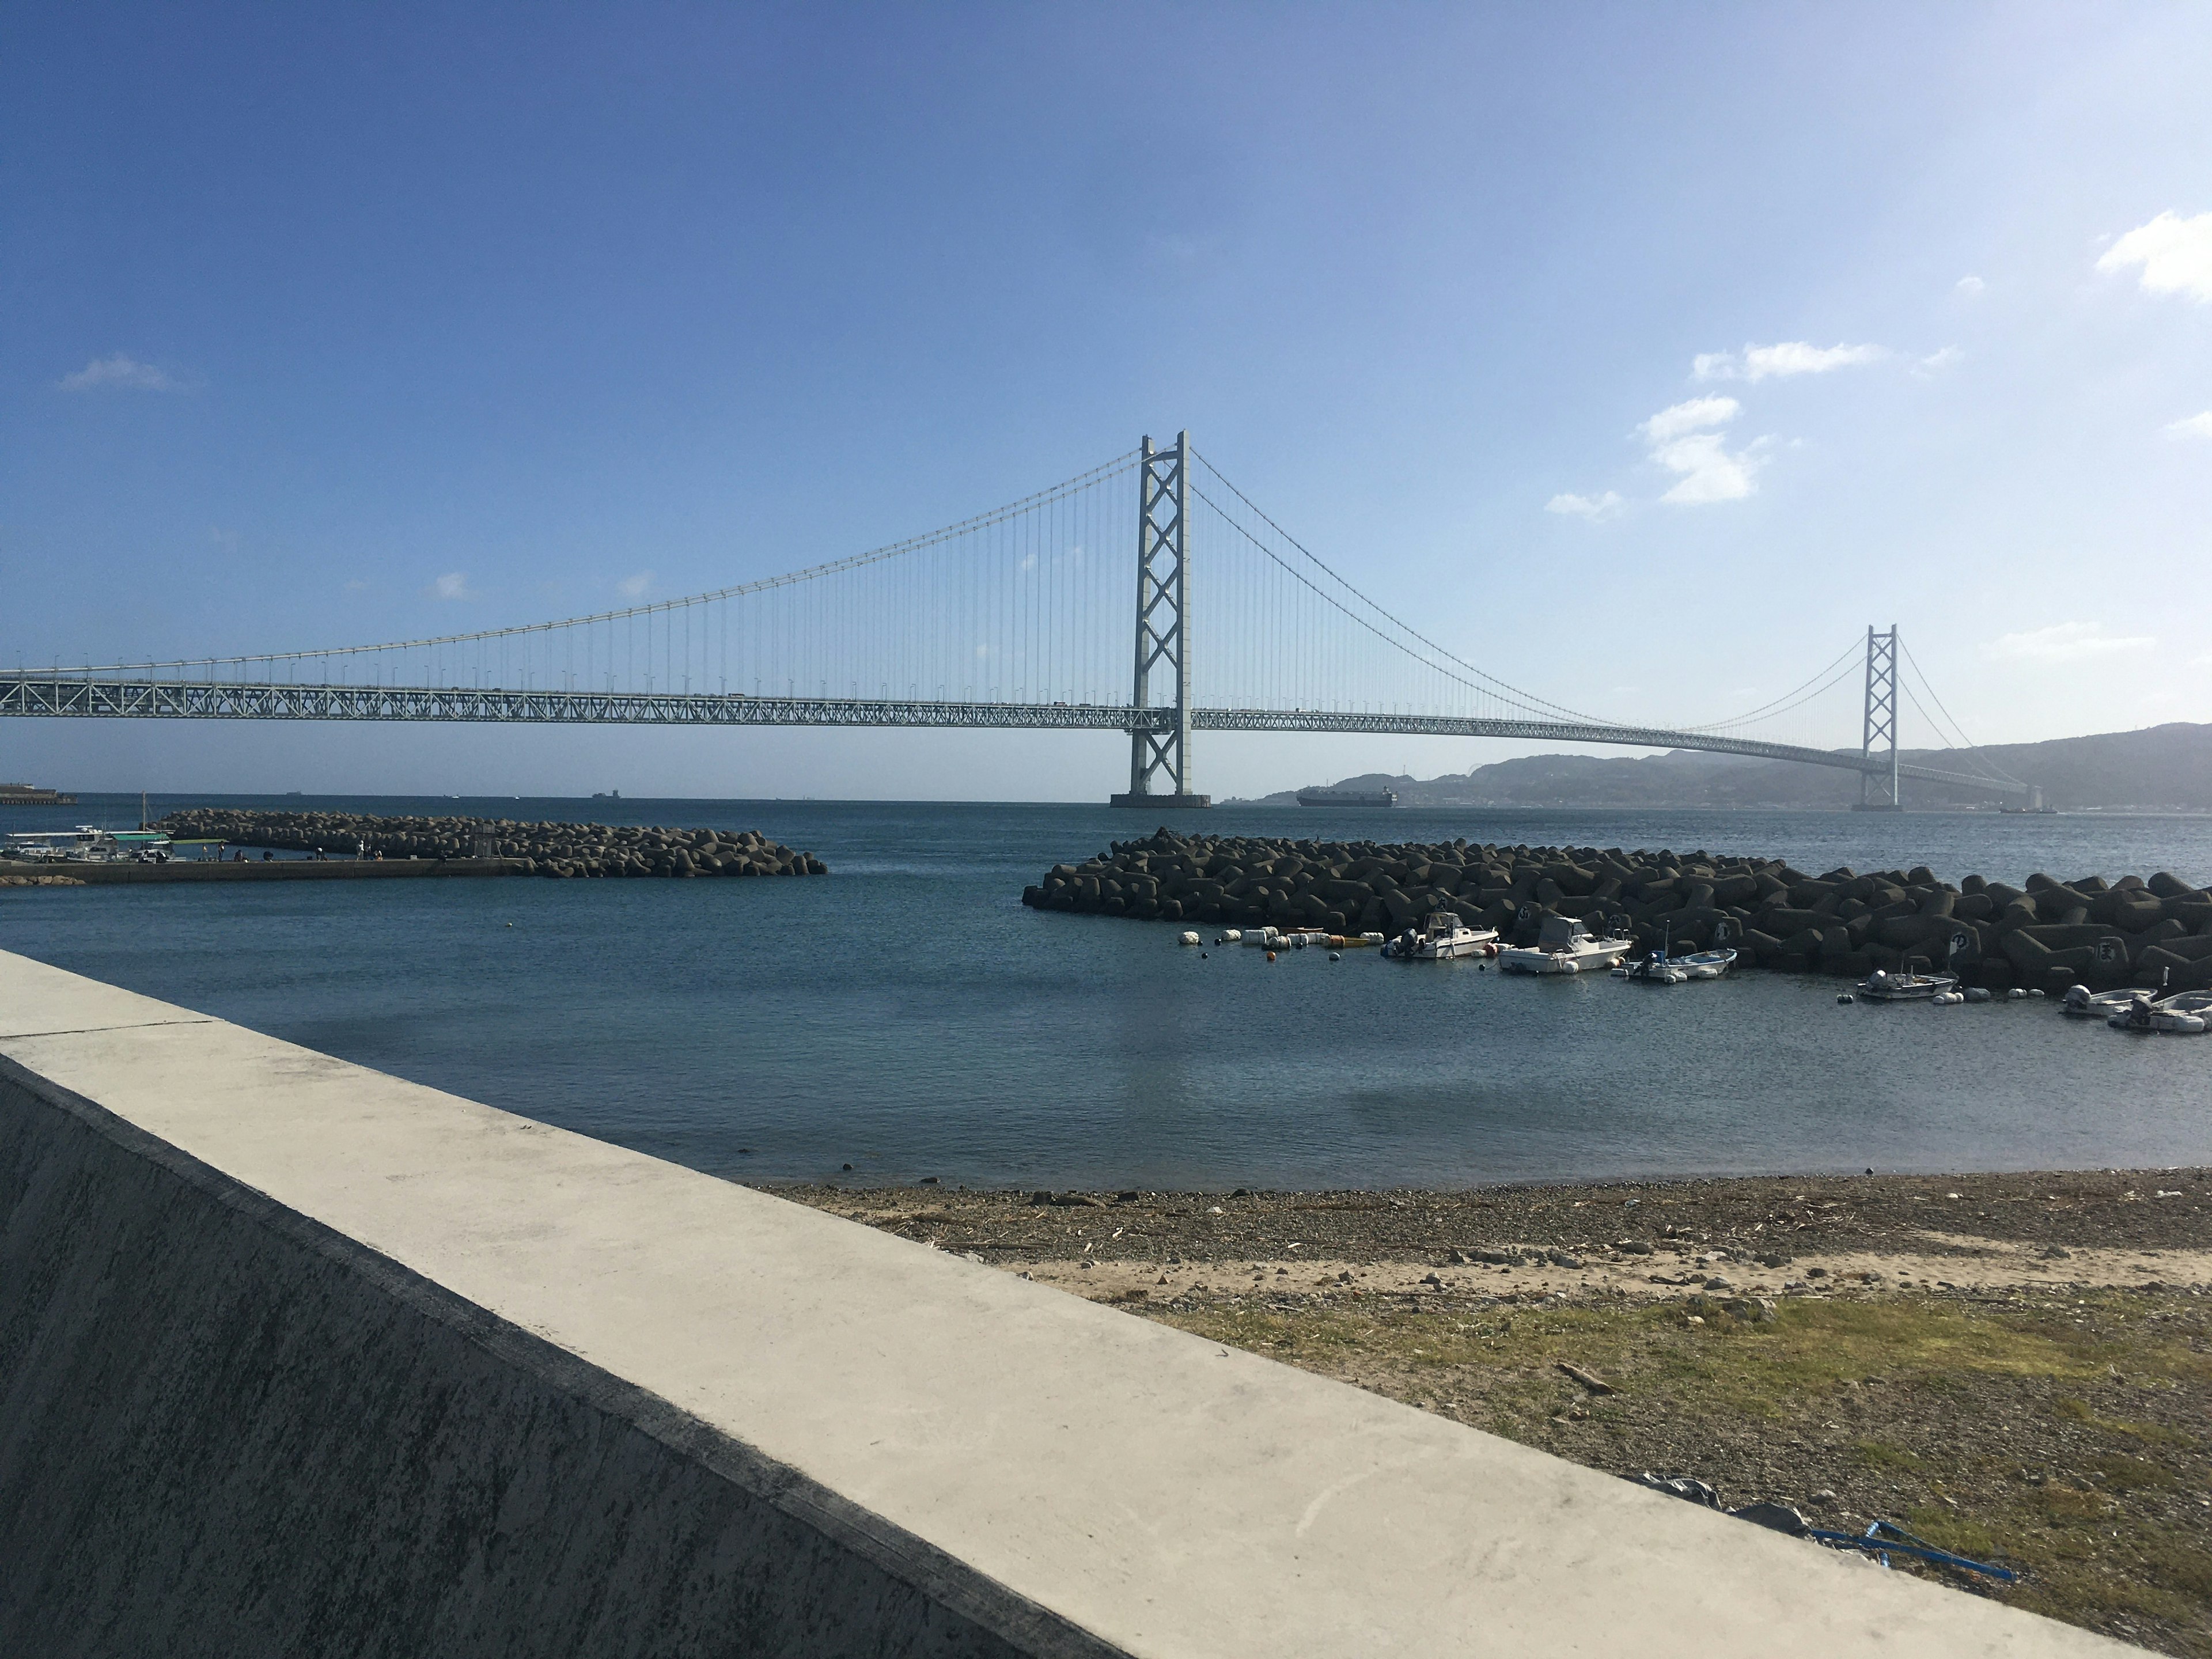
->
[0,949,2126,1657]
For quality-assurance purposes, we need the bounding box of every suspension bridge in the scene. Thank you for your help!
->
[0,433,2029,808]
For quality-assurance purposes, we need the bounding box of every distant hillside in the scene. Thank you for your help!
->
[1243,722,2212,812]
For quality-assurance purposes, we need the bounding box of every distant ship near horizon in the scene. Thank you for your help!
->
[1296,786,1399,808]
[0,783,76,806]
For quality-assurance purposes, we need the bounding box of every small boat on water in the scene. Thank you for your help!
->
[2109,982,2212,1034]
[1855,963,1960,1002]
[1614,946,1737,984]
[2061,984,2140,1020]
[1382,911,1499,960]
[1498,914,1634,976]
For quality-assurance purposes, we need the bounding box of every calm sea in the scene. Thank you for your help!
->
[5,794,2209,1190]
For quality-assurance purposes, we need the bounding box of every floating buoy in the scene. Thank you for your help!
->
[1266,950,1277,961]
[1329,951,1341,961]
[1837,993,1854,1004]
[2029,987,2046,998]
[2007,987,2028,1001]
[1179,930,1202,947]
[1964,986,1991,1004]
[1200,952,1208,959]
[1222,929,1243,943]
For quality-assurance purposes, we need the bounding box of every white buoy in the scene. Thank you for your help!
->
[1179,930,1201,947]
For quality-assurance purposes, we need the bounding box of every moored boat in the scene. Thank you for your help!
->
[2061,984,2140,1020]
[1382,912,1499,960]
[1498,914,1634,976]
[1615,946,1737,984]
[1855,964,1960,1002]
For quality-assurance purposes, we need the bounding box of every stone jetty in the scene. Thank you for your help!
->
[1022,828,2212,993]
[158,809,827,880]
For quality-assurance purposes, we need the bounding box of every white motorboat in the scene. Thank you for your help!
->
[1855,964,1960,1002]
[1498,914,1634,976]
[1614,946,1737,984]
[1382,911,1499,961]
[2061,983,2140,1020]
[2153,989,2212,1034]
[2111,988,2212,1035]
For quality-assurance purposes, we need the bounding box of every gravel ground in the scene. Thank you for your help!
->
[777,1168,2212,1656]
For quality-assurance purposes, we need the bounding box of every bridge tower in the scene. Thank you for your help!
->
[1109,431,1210,808]
[1857,623,1902,812]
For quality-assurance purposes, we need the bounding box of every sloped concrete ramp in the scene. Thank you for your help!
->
[0,949,2121,1657]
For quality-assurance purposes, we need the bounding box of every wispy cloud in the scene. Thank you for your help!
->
[1915,346,1964,376]
[2165,411,2212,441]
[618,571,652,599]
[1692,342,1885,382]
[1641,395,1740,443]
[430,572,474,601]
[1639,397,1763,504]
[2096,210,2212,303]
[58,353,178,392]
[1545,490,1623,522]
[1983,622,2153,664]
[1955,275,1985,298]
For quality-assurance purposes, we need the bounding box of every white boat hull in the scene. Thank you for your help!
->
[1499,941,1633,975]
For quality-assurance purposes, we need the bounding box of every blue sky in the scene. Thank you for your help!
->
[4,3,2207,800]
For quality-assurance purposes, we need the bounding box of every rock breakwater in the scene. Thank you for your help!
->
[1022,828,2212,993]
[158,809,827,880]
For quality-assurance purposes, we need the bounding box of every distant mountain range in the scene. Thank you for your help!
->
[1239,722,2212,812]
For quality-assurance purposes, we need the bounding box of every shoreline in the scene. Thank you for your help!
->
[777,1166,2212,1290]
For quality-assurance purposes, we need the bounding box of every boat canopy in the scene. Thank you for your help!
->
[1537,914,1590,948]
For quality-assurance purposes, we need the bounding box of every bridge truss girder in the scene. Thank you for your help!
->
[0,675,2028,798]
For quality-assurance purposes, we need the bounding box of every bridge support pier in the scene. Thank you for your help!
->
[1109,431,1210,809]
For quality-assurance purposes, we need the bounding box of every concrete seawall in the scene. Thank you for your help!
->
[0,950,2122,1656]
[1,854,528,884]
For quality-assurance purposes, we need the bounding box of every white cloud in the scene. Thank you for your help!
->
[1955,276,1985,298]
[430,573,474,601]
[1639,395,1740,444]
[1637,397,1764,504]
[1983,622,2153,664]
[618,571,652,598]
[58,353,177,392]
[1915,346,1964,376]
[2165,411,2212,441]
[1650,432,1765,503]
[1546,490,1624,521]
[2096,211,2212,302]
[1691,342,1885,382]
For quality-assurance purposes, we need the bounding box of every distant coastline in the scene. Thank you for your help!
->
[1238,721,2212,815]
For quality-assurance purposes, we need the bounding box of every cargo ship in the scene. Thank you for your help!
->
[1296,787,1399,808]
[0,783,76,806]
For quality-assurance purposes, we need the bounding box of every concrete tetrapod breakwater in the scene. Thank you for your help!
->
[158,808,827,879]
[0,949,2122,1657]
[1024,828,2212,993]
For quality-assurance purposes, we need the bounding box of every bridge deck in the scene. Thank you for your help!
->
[0,676,2025,796]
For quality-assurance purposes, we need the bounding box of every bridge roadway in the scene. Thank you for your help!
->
[0,675,2025,797]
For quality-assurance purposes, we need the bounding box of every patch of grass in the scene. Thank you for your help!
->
[1855,1441,1928,1474]
[2055,1395,2199,1447]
